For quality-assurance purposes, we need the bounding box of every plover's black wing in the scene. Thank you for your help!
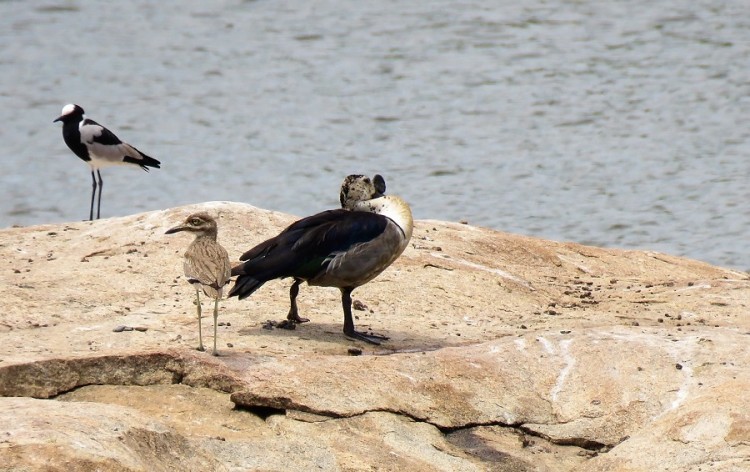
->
[82,118,123,145]
[79,118,159,169]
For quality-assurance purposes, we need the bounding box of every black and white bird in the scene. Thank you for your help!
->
[54,104,161,221]
[166,212,232,356]
[228,174,413,344]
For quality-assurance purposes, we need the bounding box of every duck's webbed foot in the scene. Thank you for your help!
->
[340,287,388,344]
[286,311,310,324]
[344,328,389,345]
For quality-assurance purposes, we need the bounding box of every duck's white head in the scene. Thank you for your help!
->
[339,173,413,241]
[340,174,386,210]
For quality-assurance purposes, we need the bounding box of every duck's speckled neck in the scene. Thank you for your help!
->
[352,195,413,241]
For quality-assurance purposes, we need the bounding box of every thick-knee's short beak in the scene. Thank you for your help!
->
[165,225,187,235]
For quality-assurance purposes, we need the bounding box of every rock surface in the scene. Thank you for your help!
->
[0,202,748,471]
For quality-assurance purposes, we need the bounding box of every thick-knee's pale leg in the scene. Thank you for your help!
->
[195,288,204,351]
[212,296,220,356]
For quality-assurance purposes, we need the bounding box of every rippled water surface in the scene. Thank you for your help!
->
[1,1,749,269]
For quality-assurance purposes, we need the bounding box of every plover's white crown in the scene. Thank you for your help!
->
[60,103,80,116]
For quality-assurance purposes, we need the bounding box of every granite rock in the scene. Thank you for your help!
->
[0,202,748,471]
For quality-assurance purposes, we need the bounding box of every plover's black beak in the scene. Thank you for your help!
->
[165,225,188,235]
[53,116,63,123]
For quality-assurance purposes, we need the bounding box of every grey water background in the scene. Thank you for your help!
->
[1,0,749,269]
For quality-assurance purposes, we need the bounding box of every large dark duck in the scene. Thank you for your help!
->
[228,174,412,344]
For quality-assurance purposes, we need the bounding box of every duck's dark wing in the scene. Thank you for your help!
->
[238,209,344,262]
[229,210,388,299]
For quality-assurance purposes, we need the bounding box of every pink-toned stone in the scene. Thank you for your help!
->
[0,202,748,471]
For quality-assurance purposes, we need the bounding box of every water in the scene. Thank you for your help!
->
[1,0,749,269]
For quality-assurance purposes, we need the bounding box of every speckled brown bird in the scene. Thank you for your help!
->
[166,212,231,356]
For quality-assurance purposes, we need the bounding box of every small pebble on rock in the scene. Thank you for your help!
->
[352,300,368,311]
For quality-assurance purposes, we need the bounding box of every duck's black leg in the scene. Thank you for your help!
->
[278,278,309,330]
[341,287,389,344]
[286,278,309,323]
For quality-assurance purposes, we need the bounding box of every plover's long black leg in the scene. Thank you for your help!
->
[96,170,103,220]
[89,171,97,221]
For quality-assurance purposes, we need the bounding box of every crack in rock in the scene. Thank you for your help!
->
[233,390,612,453]
[0,351,244,398]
